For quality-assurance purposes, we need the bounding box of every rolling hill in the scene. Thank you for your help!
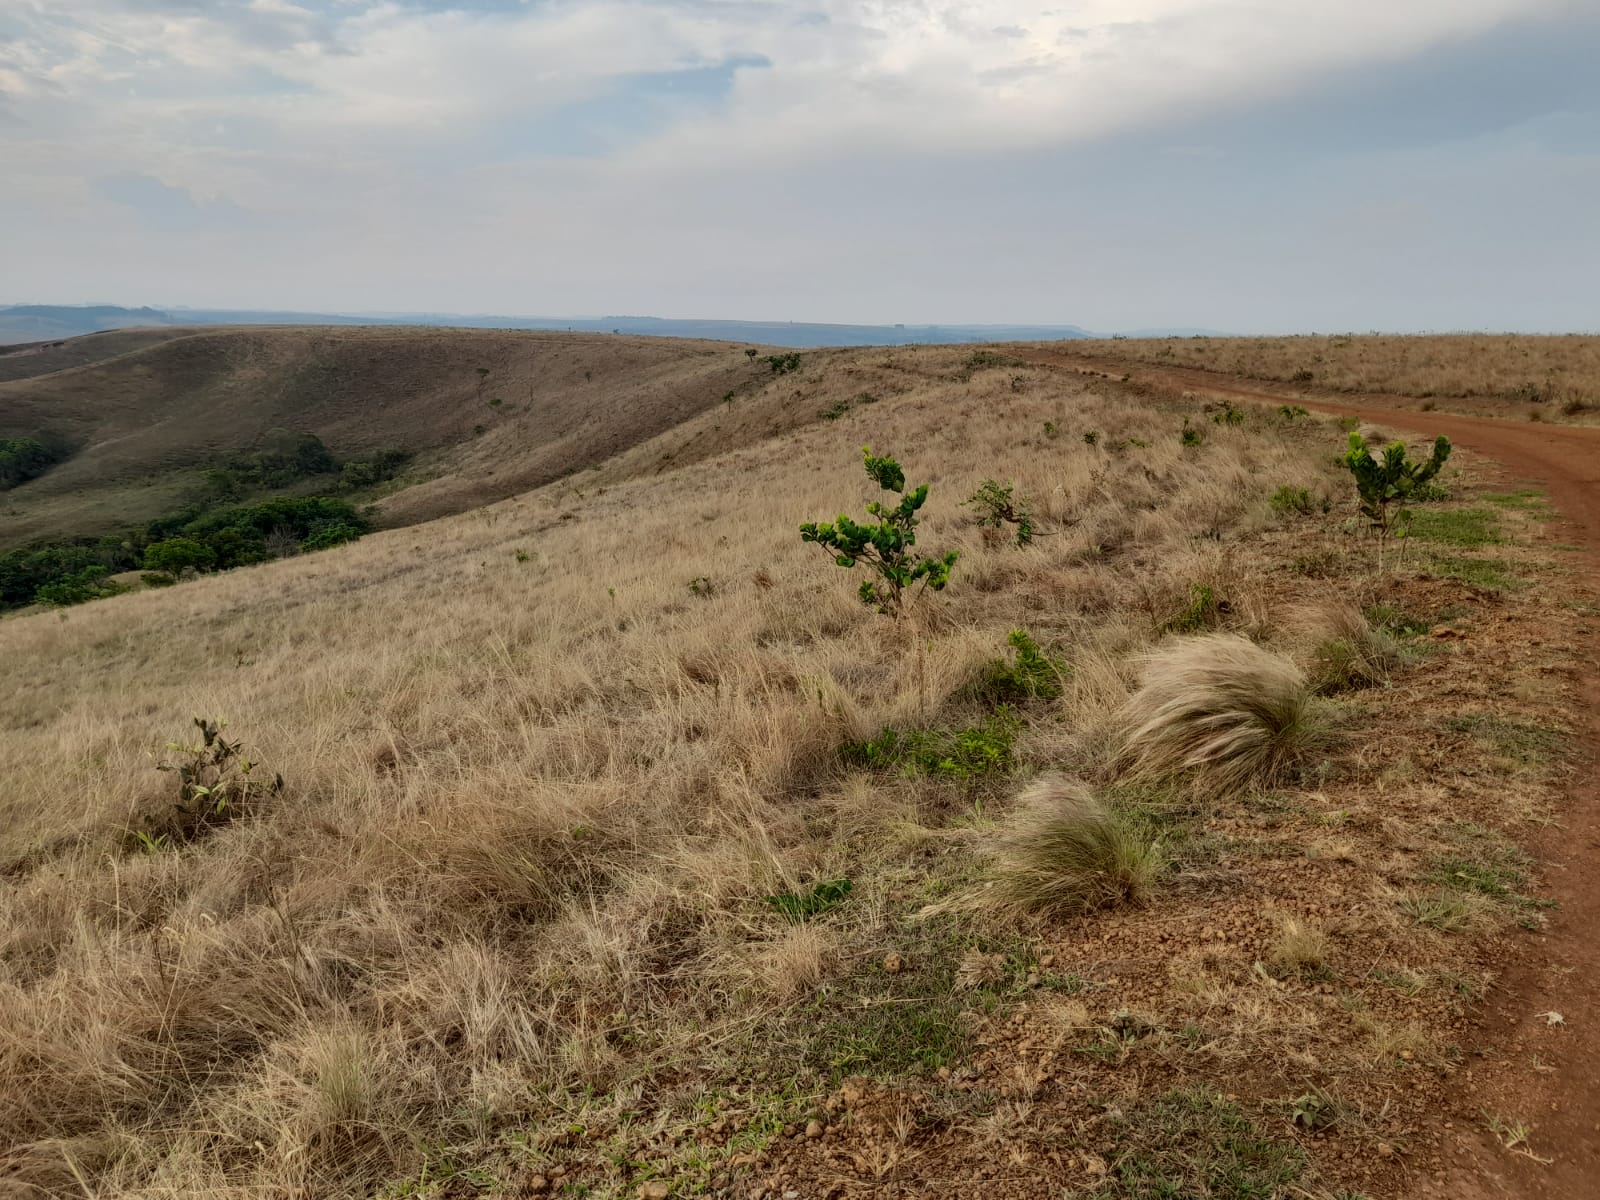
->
[1,332,1592,1198]
[0,326,782,548]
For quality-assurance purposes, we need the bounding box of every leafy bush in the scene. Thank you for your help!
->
[34,565,123,608]
[763,352,803,375]
[223,430,338,490]
[974,629,1066,702]
[1167,583,1223,634]
[1268,485,1315,516]
[964,350,1015,369]
[302,522,363,552]
[141,571,177,588]
[765,879,852,923]
[0,543,114,609]
[964,479,1035,545]
[844,709,1019,778]
[1180,421,1204,448]
[0,436,68,489]
[800,447,958,617]
[142,717,283,846]
[986,776,1162,915]
[143,537,217,575]
[1210,403,1246,426]
[1341,431,1452,569]
[1278,405,1309,420]
[1120,634,1324,795]
[338,449,410,490]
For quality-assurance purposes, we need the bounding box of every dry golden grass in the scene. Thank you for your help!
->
[1119,634,1325,794]
[1069,333,1600,409]
[0,344,1583,1198]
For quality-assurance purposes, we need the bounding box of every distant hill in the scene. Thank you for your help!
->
[0,324,997,549]
[0,304,1103,348]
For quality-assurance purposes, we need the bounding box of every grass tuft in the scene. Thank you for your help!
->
[985,776,1163,916]
[1103,1088,1307,1198]
[1298,600,1411,692]
[1119,634,1326,795]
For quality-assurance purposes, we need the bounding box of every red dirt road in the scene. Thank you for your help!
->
[1023,350,1600,1198]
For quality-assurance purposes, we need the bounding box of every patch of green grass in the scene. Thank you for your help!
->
[769,912,1042,1080]
[843,708,1020,778]
[1167,582,1222,633]
[1095,1089,1307,1199]
[1424,856,1526,902]
[1427,556,1526,591]
[971,628,1066,702]
[1403,507,1501,547]
[964,349,1018,369]
[1481,489,1546,510]
[1267,485,1315,516]
[1398,889,1482,934]
[764,878,853,922]
[1442,714,1564,770]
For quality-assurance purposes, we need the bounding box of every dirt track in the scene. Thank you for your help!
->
[1023,349,1600,1198]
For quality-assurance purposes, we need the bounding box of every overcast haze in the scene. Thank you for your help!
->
[2,0,1596,332]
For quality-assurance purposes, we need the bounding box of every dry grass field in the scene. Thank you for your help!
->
[0,342,1588,1199]
[1066,334,1600,420]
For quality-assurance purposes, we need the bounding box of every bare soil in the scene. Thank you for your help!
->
[1026,348,1600,1198]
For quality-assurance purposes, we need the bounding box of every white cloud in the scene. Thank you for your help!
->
[0,0,1592,327]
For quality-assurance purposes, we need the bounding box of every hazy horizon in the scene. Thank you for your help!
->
[3,1,1597,332]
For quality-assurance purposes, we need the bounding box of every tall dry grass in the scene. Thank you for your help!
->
[1070,333,1600,408]
[0,348,1349,1196]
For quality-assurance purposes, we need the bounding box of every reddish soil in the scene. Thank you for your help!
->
[1026,349,1600,1198]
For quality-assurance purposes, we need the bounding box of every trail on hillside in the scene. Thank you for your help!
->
[1023,347,1600,1198]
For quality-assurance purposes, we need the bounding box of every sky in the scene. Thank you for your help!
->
[1,0,1596,332]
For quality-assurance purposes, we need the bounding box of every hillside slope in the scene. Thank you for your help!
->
[1,344,1590,1198]
[0,326,772,547]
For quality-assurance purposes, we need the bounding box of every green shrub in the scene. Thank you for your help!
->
[1268,485,1315,516]
[800,447,958,617]
[1341,431,1452,569]
[141,571,177,588]
[964,479,1035,545]
[1278,405,1309,420]
[1082,430,1099,445]
[845,709,1019,778]
[143,537,217,575]
[0,436,69,489]
[1210,403,1246,426]
[1180,421,1204,448]
[338,449,410,490]
[34,566,123,607]
[142,717,283,846]
[764,879,852,923]
[1167,583,1222,634]
[302,522,363,552]
[763,352,803,375]
[975,629,1066,702]
[964,350,1015,369]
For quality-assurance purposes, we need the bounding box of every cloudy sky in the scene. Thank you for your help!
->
[1,0,1595,331]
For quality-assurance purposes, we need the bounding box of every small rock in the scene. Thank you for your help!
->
[1377,1142,1395,1157]
[883,952,903,974]
[805,1120,823,1139]
[639,1183,671,1200]
[527,1178,549,1195]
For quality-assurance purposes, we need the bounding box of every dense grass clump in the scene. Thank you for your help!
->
[1302,601,1411,692]
[986,776,1161,916]
[1120,634,1323,794]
